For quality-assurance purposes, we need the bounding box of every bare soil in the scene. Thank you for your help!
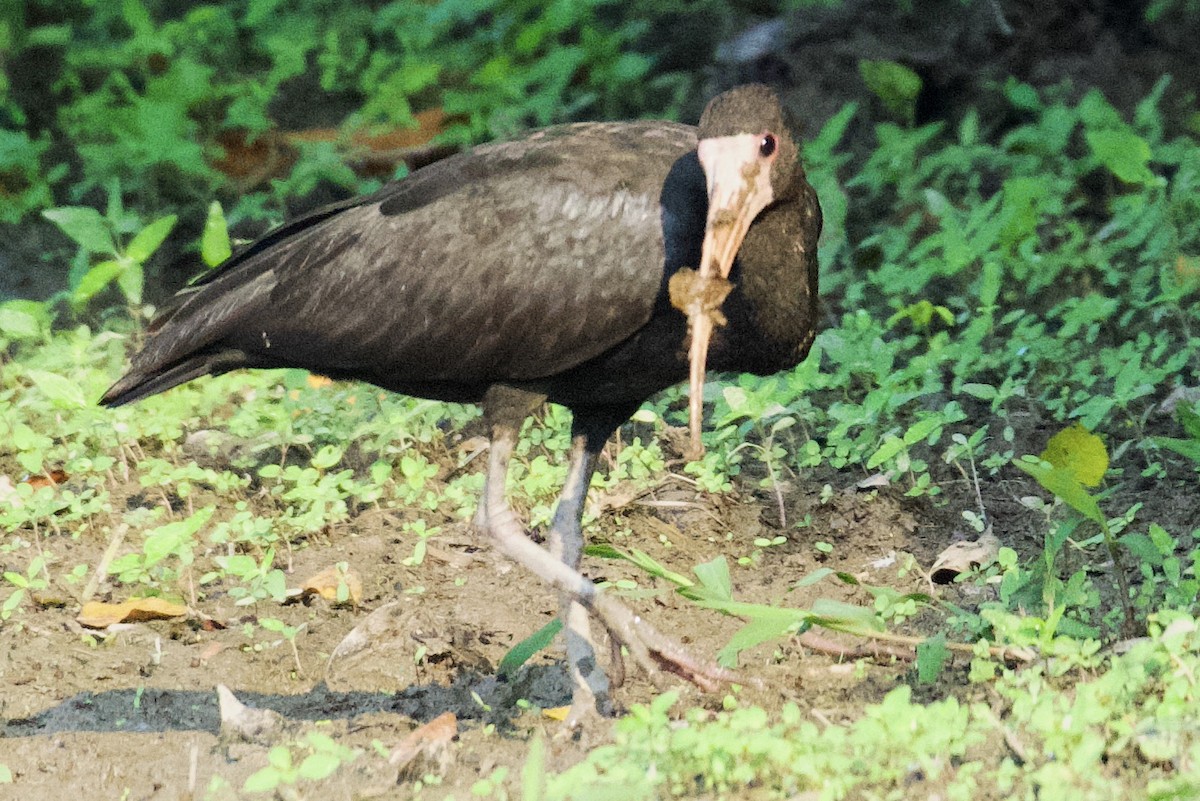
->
[4,433,1194,799]
[0,443,998,799]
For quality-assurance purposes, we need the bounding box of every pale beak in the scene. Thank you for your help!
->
[697,133,777,282]
[672,133,776,459]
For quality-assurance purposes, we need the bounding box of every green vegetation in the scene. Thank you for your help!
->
[3,2,1200,798]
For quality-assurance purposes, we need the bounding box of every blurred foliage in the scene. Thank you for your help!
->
[0,0,798,242]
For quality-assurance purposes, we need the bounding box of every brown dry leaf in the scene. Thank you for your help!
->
[300,565,362,606]
[930,531,1000,584]
[77,597,188,628]
[24,469,68,488]
[390,711,457,779]
[328,602,492,692]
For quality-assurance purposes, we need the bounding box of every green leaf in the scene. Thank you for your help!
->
[126,214,177,263]
[599,547,694,589]
[1085,128,1155,185]
[858,59,922,124]
[243,766,281,793]
[1013,456,1104,526]
[26,369,88,408]
[1177,403,1200,441]
[867,434,905,470]
[297,752,341,781]
[0,306,40,339]
[916,634,949,684]
[585,543,624,560]
[961,383,997,401]
[311,445,343,470]
[903,416,944,446]
[143,508,214,567]
[73,260,125,305]
[43,206,116,254]
[497,618,562,677]
[692,557,732,602]
[810,598,884,631]
[1153,436,1200,466]
[794,567,835,588]
[116,260,144,305]
[202,201,233,267]
[718,615,803,668]
[267,745,292,770]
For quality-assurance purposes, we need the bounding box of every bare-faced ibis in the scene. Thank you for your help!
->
[102,84,822,722]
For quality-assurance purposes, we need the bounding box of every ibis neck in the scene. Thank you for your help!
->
[719,180,820,370]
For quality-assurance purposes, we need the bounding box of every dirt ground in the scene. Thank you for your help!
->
[0,444,1016,799]
[5,436,1195,799]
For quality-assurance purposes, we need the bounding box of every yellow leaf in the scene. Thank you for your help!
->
[77,597,188,628]
[307,374,333,389]
[542,706,571,721]
[300,565,362,606]
[1040,423,1108,487]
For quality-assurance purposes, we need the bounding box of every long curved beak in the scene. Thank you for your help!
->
[674,134,776,458]
[697,134,776,281]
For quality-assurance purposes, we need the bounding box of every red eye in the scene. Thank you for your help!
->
[759,134,777,158]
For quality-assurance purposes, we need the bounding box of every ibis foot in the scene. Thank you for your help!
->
[480,419,739,716]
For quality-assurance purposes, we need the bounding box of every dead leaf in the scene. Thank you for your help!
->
[390,712,457,779]
[24,469,68,488]
[542,706,571,722]
[327,602,491,692]
[306,374,333,389]
[217,684,287,743]
[593,481,651,513]
[930,531,1000,584]
[856,472,892,490]
[300,565,362,606]
[1159,386,1200,415]
[77,597,188,628]
[0,476,18,507]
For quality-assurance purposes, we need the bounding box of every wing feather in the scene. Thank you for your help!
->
[108,120,699,402]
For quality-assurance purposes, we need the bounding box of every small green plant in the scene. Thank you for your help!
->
[43,183,177,313]
[401,519,442,567]
[210,547,288,605]
[2,552,51,620]
[257,616,307,677]
[243,731,359,794]
[108,507,214,591]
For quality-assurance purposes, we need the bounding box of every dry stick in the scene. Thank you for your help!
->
[82,523,129,603]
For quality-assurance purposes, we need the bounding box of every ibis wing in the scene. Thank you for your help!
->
[105,121,698,404]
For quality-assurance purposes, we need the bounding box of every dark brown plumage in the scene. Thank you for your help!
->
[102,84,821,722]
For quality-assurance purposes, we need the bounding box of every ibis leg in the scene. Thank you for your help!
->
[546,430,611,722]
[477,403,741,717]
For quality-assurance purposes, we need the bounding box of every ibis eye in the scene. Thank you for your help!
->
[759,134,777,158]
